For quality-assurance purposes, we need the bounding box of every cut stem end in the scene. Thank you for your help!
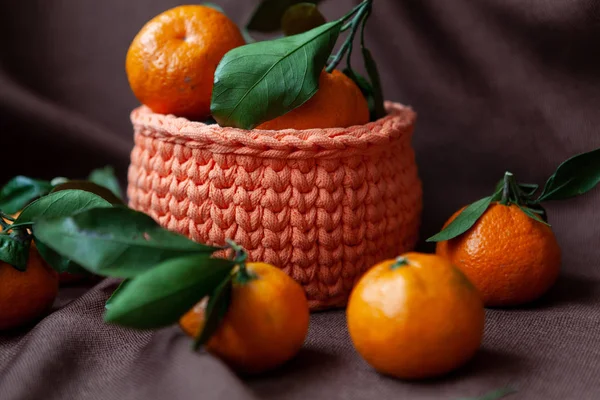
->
[391,256,410,270]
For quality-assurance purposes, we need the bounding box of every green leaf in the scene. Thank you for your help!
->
[517,183,539,197]
[193,274,233,350]
[105,279,131,310]
[201,117,218,125]
[0,234,31,271]
[52,180,123,205]
[32,207,219,278]
[211,20,342,129]
[538,147,600,201]
[0,176,53,214]
[361,46,385,120]
[282,3,326,36]
[456,386,517,400]
[518,205,551,226]
[87,166,124,201]
[359,7,385,120]
[15,190,112,225]
[247,0,322,33]
[202,2,224,13]
[104,254,235,329]
[343,68,375,117]
[427,196,494,242]
[526,203,548,222]
[34,238,86,274]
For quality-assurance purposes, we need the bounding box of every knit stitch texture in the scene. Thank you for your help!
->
[127,102,422,309]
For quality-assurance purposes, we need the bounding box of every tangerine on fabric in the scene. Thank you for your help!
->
[436,203,561,307]
[126,5,245,120]
[180,262,309,375]
[127,102,422,309]
[346,253,485,379]
[0,248,59,331]
[257,70,370,130]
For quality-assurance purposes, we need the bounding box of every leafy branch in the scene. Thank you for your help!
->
[428,147,600,242]
[211,0,385,129]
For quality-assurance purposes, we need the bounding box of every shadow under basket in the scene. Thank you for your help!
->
[127,102,422,310]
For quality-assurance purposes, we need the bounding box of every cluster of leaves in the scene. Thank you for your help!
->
[0,167,123,271]
[210,0,385,129]
[38,207,238,347]
[428,147,600,242]
[0,166,238,348]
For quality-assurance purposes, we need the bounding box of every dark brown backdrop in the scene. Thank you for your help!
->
[1,1,599,399]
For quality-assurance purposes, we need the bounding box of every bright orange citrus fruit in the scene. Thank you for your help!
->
[257,70,370,130]
[126,5,245,119]
[347,253,484,379]
[0,247,59,331]
[436,203,561,307]
[180,262,310,374]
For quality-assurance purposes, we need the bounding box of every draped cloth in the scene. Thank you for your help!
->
[1,1,599,398]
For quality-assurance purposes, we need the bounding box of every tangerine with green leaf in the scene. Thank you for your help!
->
[429,147,600,307]
[180,260,309,375]
[257,69,369,130]
[436,202,561,307]
[211,0,384,129]
[347,253,485,379]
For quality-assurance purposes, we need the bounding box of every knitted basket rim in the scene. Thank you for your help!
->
[130,101,416,159]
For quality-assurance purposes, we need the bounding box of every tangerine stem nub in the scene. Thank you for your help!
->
[225,239,255,284]
[391,256,410,270]
[500,171,514,205]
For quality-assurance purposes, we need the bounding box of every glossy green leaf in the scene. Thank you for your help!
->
[343,68,375,117]
[105,279,131,310]
[32,207,218,278]
[282,3,326,36]
[357,5,384,120]
[427,196,494,242]
[211,20,342,129]
[202,117,218,125]
[104,254,235,329]
[15,190,112,225]
[456,386,517,400]
[517,183,539,197]
[87,166,124,200]
[193,274,233,350]
[247,0,322,32]
[538,148,600,201]
[0,234,31,271]
[362,47,385,120]
[518,205,551,226]
[52,180,123,205]
[34,238,86,274]
[0,176,53,214]
[526,203,548,222]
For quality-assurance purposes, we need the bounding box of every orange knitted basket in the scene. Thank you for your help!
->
[127,102,422,310]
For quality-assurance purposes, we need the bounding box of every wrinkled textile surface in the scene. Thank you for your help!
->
[1,0,599,399]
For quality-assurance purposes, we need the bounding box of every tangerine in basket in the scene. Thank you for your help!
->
[347,253,484,379]
[180,261,310,374]
[126,5,245,119]
[257,70,370,130]
[0,247,59,331]
[436,203,561,307]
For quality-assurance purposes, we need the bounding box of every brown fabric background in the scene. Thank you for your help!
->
[1,0,600,399]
